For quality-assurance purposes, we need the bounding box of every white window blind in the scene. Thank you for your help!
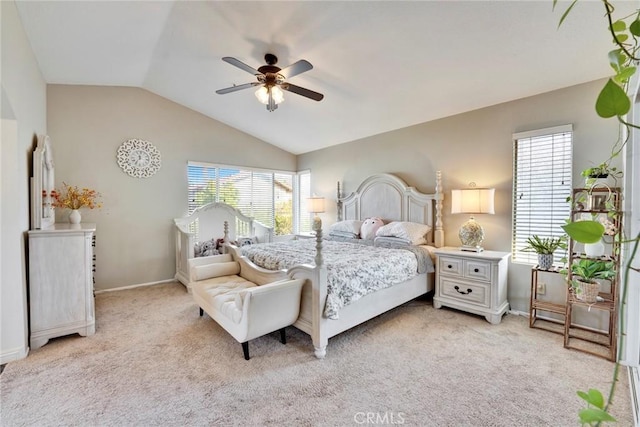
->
[297,171,311,233]
[187,162,306,236]
[512,125,573,264]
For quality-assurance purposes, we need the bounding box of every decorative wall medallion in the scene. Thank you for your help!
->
[117,139,161,178]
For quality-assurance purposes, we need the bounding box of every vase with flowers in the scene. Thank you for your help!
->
[51,183,102,224]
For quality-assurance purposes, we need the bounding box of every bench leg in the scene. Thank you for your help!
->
[279,328,286,345]
[242,342,250,360]
[199,307,203,317]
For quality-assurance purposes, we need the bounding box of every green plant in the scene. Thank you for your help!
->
[570,259,616,283]
[582,163,624,187]
[521,235,567,254]
[554,1,640,425]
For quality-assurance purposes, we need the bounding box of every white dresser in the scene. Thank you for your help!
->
[28,223,96,349]
[433,248,510,324]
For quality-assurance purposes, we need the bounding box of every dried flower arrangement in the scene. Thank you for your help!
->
[51,183,102,210]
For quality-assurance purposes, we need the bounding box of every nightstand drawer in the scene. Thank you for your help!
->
[465,260,492,282]
[438,257,463,276]
[440,278,490,308]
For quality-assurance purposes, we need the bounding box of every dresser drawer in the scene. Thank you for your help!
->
[465,260,492,282]
[439,278,490,308]
[439,257,463,276]
[439,256,492,282]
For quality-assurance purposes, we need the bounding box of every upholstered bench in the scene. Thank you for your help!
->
[189,254,304,360]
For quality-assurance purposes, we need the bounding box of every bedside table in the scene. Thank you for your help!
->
[433,247,510,324]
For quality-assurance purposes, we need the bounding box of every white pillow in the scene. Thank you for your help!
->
[376,221,432,245]
[192,261,240,281]
[329,220,363,236]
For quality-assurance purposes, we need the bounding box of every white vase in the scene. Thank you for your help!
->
[584,239,605,257]
[69,209,81,224]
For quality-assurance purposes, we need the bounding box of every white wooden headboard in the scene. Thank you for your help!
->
[338,171,444,247]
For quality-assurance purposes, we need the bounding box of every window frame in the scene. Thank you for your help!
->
[512,124,573,265]
[187,161,309,236]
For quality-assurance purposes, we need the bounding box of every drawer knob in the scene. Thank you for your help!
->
[454,285,472,295]
[474,268,479,273]
[448,265,453,269]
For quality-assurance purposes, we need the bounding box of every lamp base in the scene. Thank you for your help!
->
[460,245,484,253]
[458,216,485,252]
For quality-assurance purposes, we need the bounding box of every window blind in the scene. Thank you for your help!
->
[297,171,311,233]
[187,162,306,236]
[512,125,573,264]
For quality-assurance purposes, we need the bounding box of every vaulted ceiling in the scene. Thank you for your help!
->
[15,1,635,154]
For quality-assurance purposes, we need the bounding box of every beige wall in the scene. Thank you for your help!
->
[1,0,48,362]
[298,79,621,314]
[47,85,296,290]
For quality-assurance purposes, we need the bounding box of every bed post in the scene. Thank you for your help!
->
[434,170,444,248]
[311,219,328,359]
[336,181,343,221]
[313,218,323,266]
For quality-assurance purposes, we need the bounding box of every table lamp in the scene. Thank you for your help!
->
[451,184,495,252]
[307,196,325,233]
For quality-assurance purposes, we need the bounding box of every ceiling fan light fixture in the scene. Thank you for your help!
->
[255,85,284,106]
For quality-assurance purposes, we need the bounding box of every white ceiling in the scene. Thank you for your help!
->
[15,1,636,155]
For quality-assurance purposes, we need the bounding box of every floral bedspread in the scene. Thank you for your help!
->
[240,240,433,319]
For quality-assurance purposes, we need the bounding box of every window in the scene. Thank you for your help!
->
[297,171,312,234]
[512,125,572,264]
[187,162,309,236]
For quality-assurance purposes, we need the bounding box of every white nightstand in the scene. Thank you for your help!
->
[433,247,510,324]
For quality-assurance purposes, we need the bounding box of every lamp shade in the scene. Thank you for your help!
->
[451,188,495,215]
[307,197,325,214]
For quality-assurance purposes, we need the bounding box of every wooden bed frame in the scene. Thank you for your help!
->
[226,172,445,358]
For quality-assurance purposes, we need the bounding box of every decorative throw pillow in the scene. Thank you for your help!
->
[195,238,220,257]
[376,221,432,245]
[329,220,364,236]
[360,217,385,240]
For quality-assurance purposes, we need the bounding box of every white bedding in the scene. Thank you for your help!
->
[240,240,434,319]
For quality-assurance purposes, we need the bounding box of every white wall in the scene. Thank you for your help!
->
[1,0,47,363]
[298,79,621,315]
[47,85,296,290]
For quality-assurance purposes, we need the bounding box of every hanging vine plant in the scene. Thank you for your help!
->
[554,0,640,425]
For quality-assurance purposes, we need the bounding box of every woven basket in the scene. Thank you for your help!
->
[576,280,600,303]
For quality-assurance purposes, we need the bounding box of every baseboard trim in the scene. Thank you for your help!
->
[0,345,29,365]
[94,278,176,294]
[629,366,639,427]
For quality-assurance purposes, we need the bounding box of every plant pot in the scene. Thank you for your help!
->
[584,239,605,257]
[575,279,599,303]
[537,253,554,270]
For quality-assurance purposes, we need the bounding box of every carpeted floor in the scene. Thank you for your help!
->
[0,282,633,426]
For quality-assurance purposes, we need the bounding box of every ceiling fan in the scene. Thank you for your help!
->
[216,53,324,112]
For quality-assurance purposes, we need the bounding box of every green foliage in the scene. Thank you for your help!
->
[571,259,616,283]
[561,220,605,244]
[521,235,566,254]
[554,3,639,424]
[577,389,617,424]
[596,79,630,118]
[275,199,293,235]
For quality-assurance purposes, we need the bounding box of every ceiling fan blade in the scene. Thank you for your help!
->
[222,57,261,75]
[216,82,260,94]
[279,60,313,79]
[281,83,324,101]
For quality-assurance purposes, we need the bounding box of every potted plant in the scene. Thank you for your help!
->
[581,162,623,188]
[570,259,616,303]
[521,235,566,270]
